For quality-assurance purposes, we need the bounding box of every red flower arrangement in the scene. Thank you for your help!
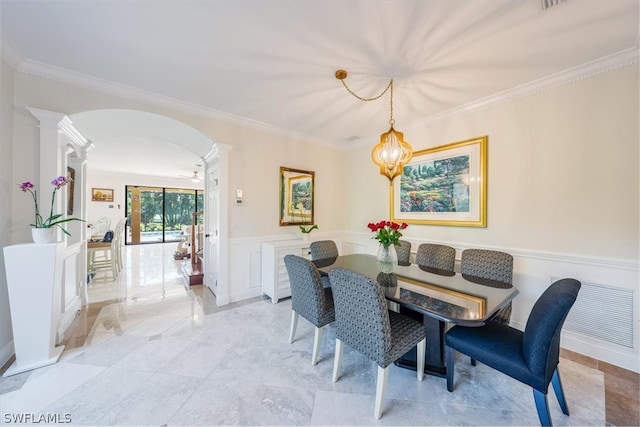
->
[367,220,408,247]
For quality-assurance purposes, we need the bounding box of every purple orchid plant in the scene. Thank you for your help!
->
[19,176,84,235]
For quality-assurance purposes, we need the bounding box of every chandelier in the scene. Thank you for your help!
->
[335,69,413,183]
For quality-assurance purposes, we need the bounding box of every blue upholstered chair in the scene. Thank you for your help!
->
[444,278,581,427]
[283,255,335,365]
[415,243,456,272]
[460,248,514,325]
[329,268,427,419]
[309,240,339,260]
[396,240,412,265]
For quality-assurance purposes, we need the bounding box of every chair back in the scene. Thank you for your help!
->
[329,268,391,366]
[309,240,339,260]
[396,240,411,264]
[460,249,513,283]
[113,218,126,244]
[415,243,456,271]
[284,255,330,325]
[91,217,111,238]
[523,278,581,388]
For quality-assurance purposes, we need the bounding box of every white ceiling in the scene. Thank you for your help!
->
[1,0,638,178]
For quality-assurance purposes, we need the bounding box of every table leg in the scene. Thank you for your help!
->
[395,307,447,377]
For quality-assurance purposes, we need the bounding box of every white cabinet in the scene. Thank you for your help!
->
[261,240,311,304]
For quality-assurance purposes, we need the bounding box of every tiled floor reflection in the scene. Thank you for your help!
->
[0,243,637,426]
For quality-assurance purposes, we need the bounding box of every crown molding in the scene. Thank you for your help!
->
[14,58,341,150]
[6,40,638,154]
[348,47,640,151]
[0,29,24,70]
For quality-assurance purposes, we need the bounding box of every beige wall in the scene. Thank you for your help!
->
[2,60,638,371]
[0,57,15,363]
[339,64,639,371]
[345,65,639,261]
[10,73,346,241]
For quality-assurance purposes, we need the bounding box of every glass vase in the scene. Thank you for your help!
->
[377,244,398,273]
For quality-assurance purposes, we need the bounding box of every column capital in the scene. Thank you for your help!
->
[26,107,66,128]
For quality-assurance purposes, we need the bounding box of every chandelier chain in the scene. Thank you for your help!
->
[339,77,395,125]
[334,69,411,183]
[339,78,393,103]
[389,80,394,126]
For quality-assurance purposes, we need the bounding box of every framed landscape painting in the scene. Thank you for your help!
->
[390,136,487,227]
[92,187,114,202]
[279,166,315,226]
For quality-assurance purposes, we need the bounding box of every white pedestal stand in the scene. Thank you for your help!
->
[3,243,65,376]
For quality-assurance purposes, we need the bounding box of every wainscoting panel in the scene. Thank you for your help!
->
[229,232,639,372]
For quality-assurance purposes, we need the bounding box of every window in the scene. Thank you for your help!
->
[126,186,203,244]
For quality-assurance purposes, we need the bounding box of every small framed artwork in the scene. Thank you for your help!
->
[92,188,114,202]
[67,166,75,215]
[390,135,487,227]
[279,166,315,226]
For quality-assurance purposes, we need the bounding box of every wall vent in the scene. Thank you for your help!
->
[540,0,567,11]
[561,280,635,349]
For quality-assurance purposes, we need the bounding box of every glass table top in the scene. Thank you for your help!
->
[314,254,518,325]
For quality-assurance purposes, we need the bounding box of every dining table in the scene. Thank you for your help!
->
[313,253,519,377]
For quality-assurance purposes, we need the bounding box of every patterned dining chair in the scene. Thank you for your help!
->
[329,268,427,419]
[309,240,339,260]
[445,278,581,427]
[415,243,456,272]
[283,255,335,365]
[460,249,514,325]
[396,240,412,265]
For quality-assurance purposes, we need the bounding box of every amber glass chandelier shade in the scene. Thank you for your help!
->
[334,69,413,182]
[371,126,413,182]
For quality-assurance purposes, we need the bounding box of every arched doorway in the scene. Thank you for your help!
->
[70,109,228,304]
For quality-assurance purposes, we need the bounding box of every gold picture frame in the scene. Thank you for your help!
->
[92,187,114,202]
[396,276,486,320]
[279,166,314,226]
[390,136,487,227]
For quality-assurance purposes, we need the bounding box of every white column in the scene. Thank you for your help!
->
[25,108,89,345]
[26,108,66,242]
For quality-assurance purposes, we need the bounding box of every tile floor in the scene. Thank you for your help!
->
[0,243,637,426]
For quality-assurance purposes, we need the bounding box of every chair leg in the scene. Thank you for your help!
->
[288,311,298,344]
[416,338,425,382]
[332,339,343,382]
[311,326,324,365]
[551,368,570,415]
[446,345,455,392]
[374,366,389,419]
[533,389,553,427]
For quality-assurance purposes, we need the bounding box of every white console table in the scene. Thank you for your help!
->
[261,240,311,304]
[3,243,65,376]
